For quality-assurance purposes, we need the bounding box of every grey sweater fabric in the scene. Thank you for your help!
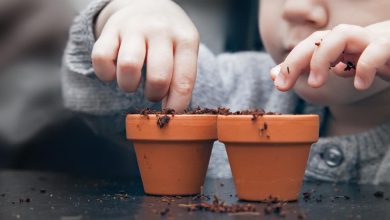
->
[62,0,390,184]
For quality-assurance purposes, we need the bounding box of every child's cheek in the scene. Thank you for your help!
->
[293,74,350,105]
[292,74,326,105]
[260,31,284,64]
[259,11,284,63]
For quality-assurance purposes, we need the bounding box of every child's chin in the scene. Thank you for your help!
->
[293,84,355,106]
[294,89,333,106]
[294,76,390,107]
[293,74,362,106]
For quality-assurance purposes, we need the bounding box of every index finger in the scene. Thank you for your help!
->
[273,31,329,91]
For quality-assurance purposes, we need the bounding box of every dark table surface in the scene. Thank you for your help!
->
[1,170,390,220]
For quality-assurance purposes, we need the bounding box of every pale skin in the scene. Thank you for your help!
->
[93,0,199,112]
[92,0,390,136]
[261,0,390,136]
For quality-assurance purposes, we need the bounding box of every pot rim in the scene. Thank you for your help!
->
[126,114,218,120]
[217,114,320,143]
[126,114,218,141]
[217,114,318,120]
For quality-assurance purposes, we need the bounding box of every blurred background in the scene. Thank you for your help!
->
[0,0,262,177]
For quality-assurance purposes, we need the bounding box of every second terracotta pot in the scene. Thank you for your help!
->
[218,114,319,201]
[126,114,217,195]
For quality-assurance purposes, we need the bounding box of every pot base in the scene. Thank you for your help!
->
[226,143,311,201]
[134,141,213,196]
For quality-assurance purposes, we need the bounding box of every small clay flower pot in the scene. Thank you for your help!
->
[217,114,319,201]
[126,114,217,195]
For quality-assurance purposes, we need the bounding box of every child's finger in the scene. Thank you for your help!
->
[116,34,146,92]
[329,53,357,78]
[273,31,327,91]
[144,35,174,102]
[92,27,120,82]
[309,25,369,88]
[355,39,390,90]
[164,33,199,112]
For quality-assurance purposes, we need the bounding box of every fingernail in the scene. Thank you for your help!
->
[308,72,318,85]
[270,65,281,81]
[275,74,286,87]
[354,77,366,89]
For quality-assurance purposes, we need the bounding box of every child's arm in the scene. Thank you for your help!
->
[271,21,390,91]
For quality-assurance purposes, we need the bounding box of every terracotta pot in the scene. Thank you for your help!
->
[126,114,217,195]
[217,114,319,201]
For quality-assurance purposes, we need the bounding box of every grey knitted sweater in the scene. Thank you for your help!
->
[62,0,390,184]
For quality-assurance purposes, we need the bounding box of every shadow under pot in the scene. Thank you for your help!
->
[217,114,319,202]
[126,114,217,196]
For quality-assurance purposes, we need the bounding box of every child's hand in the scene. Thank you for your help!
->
[271,21,390,91]
[91,0,199,112]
